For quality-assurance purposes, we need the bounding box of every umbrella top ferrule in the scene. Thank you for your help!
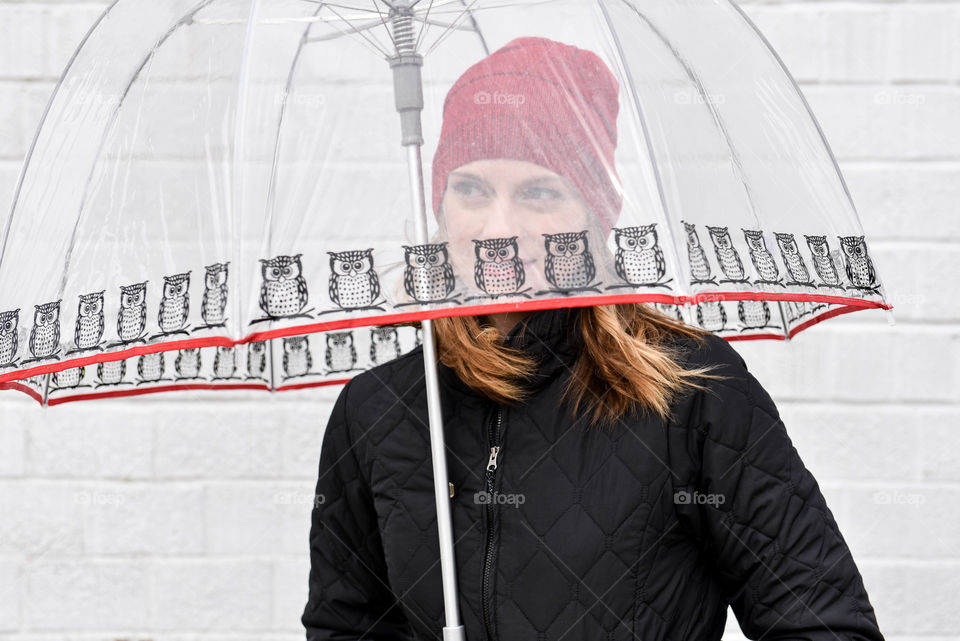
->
[390,51,424,146]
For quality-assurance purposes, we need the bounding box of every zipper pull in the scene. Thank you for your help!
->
[486,445,500,472]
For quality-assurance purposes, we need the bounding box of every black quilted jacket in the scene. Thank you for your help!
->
[301,307,885,641]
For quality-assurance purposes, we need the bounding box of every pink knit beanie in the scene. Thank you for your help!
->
[432,36,622,235]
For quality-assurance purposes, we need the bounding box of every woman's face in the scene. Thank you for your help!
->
[439,158,591,293]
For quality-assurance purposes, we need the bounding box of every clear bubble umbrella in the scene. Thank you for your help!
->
[0,1,893,636]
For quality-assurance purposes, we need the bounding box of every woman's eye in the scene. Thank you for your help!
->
[452,180,485,198]
[522,186,562,201]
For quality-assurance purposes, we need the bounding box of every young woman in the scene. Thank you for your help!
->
[302,37,885,641]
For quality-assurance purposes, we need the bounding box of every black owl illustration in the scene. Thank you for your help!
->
[325,331,357,373]
[25,300,62,364]
[252,254,312,324]
[695,301,727,332]
[805,235,842,288]
[0,309,20,368]
[96,359,127,387]
[468,237,530,301]
[245,341,268,381]
[282,336,313,379]
[400,243,459,305]
[51,366,87,390]
[154,272,191,338]
[198,262,229,329]
[784,300,805,324]
[326,249,384,312]
[175,347,203,380]
[136,352,166,384]
[706,226,749,283]
[742,229,782,285]
[68,291,105,355]
[370,327,402,366]
[810,301,828,315]
[113,282,147,346]
[21,374,45,391]
[839,235,879,292]
[539,231,600,294]
[683,222,716,286]
[654,303,684,322]
[737,300,777,332]
[608,224,672,290]
[774,233,814,287]
[212,346,238,380]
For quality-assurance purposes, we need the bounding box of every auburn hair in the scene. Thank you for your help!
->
[401,303,728,431]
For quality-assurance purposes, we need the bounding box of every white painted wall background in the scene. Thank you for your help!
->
[0,0,958,639]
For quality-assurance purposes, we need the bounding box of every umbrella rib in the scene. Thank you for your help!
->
[0,0,126,275]
[263,3,324,250]
[424,0,553,15]
[413,0,435,53]
[423,0,479,57]
[416,16,474,32]
[596,0,690,298]
[322,2,391,57]
[614,0,762,229]
[430,0,488,55]
[304,18,385,46]
[309,0,382,12]
[728,0,863,219]
[57,0,219,306]
[370,0,399,55]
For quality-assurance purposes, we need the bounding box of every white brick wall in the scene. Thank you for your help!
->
[1,0,958,639]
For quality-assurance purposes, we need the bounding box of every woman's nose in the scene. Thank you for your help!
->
[479,196,518,240]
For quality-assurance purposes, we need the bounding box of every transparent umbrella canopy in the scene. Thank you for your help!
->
[0,0,892,406]
[0,1,894,637]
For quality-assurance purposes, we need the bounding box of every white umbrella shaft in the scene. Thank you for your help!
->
[406,141,467,641]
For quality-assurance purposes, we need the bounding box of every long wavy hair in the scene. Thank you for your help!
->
[403,303,727,431]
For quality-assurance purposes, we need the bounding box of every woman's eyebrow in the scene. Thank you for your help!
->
[516,176,567,191]
[449,171,488,186]
[519,176,563,186]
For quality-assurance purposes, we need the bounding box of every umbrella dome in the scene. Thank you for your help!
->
[0,0,892,405]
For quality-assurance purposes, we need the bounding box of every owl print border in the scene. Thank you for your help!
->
[397,242,464,307]
[682,222,883,295]
[465,236,533,302]
[0,224,889,395]
[535,231,605,296]
[20,325,422,403]
[317,249,388,316]
[605,224,675,291]
[250,254,316,325]
[2,296,880,405]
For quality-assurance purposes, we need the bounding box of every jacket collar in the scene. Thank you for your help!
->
[437,306,583,398]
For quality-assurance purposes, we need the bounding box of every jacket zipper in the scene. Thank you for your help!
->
[481,405,502,641]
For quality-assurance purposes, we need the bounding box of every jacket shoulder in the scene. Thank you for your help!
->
[342,343,426,410]
[670,332,750,386]
[664,331,761,430]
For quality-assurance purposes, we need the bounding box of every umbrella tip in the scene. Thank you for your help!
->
[884,308,896,327]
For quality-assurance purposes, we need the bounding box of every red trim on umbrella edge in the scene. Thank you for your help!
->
[0,291,891,404]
